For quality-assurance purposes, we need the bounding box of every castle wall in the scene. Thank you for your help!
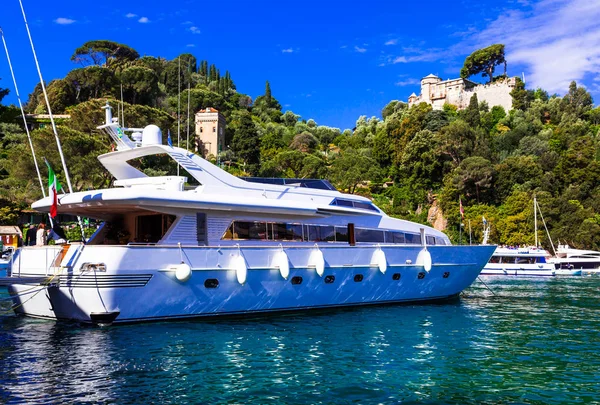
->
[408,76,516,112]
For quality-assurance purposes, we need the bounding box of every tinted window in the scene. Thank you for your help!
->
[334,199,353,207]
[356,228,385,243]
[393,232,406,244]
[272,223,302,241]
[353,201,378,211]
[335,226,348,242]
[405,233,422,245]
[321,226,335,242]
[426,236,436,245]
[435,237,446,246]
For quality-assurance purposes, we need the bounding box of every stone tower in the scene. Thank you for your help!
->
[195,107,226,158]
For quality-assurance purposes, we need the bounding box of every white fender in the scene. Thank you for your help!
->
[232,254,247,285]
[175,263,192,282]
[308,249,325,277]
[416,249,432,272]
[371,249,387,274]
[273,250,290,279]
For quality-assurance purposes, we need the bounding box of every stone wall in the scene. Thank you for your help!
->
[458,78,516,111]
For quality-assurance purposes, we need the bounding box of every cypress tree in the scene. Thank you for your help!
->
[265,80,272,106]
[465,93,480,127]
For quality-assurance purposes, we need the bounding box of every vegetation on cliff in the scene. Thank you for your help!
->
[0,42,599,250]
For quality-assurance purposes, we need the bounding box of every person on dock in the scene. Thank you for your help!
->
[35,224,47,246]
[25,224,37,246]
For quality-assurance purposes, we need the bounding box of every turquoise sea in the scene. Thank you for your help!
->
[1,277,599,404]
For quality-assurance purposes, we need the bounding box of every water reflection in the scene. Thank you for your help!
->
[1,277,600,404]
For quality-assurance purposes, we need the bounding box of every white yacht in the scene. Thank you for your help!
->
[4,104,495,324]
[480,246,556,277]
[549,244,600,276]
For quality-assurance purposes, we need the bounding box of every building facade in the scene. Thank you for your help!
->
[194,107,226,158]
[408,74,517,111]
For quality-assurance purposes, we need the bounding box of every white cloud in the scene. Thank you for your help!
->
[385,39,397,46]
[354,46,367,53]
[466,0,600,94]
[282,48,294,53]
[54,17,75,25]
[189,26,201,34]
[186,44,195,48]
[395,78,420,86]
[125,13,137,18]
[138,17,150,23]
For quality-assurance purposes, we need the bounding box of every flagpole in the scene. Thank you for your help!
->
[0,27,45,197]
[177,56,181,176]
[468,219,472,245]
[19,0,85,241]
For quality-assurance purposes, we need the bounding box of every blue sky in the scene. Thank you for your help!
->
[1,0,599,130]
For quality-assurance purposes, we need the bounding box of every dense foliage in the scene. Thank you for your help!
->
[1,42,599,250]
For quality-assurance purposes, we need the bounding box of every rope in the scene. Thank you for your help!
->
[0,269,63,315]
[476,276,497,296]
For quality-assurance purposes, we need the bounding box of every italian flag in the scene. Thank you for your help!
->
[45,159,62,218]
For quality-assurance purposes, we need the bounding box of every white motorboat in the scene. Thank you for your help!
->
[549,244,600,276]
[480,246,556,277]
[4,103,494,324]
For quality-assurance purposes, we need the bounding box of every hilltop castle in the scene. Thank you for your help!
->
[408,74,517,111]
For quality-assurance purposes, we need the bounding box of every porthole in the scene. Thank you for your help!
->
[354,274,363,282]
[204,278,219,288]
[443,272,450,279]
[291,276,303,285]
[392,273,401,280]
[324,275,335,284]
[418,272,426,279]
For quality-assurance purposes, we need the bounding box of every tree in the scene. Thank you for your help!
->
[463,93,481,127]
[119,66,160,105]
[71,40,139,67]
[329,149,382,194]
[452,156,495,203]
[0,78,8,104]
[231,111,260,174]
[460,44,506,83]
[265,81,272,106]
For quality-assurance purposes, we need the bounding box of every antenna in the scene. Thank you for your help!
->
[0,27,46,198]
[19,0,85,240]
[186,61,191,151]
[177,56,181,175]
[120,82,125,127]
[534,195,538,247]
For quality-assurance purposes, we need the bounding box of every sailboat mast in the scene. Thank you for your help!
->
[534,196,538,247]
[18,0,74,195]
[0,28,45,197]
[177,56,181,176]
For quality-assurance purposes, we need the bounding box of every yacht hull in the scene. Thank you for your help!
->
[7,244,494,324]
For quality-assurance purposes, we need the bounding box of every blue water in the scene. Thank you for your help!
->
[1,277,599,404]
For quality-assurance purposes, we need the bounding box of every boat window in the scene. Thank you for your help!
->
[489,256,500,263]
[272,223,303,241]
[136,214,176,243]
[354,274,364,282]
[335,226,348,242]
[320,226,335,242]
[405,233,422,245]
[333,199,354,207]
[392,273,401,280]
[393,232,406,244]
[500,257,515,264]
[204,279,219,288]
[291,276,303,285]
[435,237,446,246]
[324,275,335,284]
[330,198,379,212]
[356,228,385,243]
[231,221,268,240]
[426,236,436,245]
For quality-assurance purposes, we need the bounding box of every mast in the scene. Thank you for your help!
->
[19,0,74,195]
[534,196,538,247]
[0,27,45,197]
[19,0,85,240]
